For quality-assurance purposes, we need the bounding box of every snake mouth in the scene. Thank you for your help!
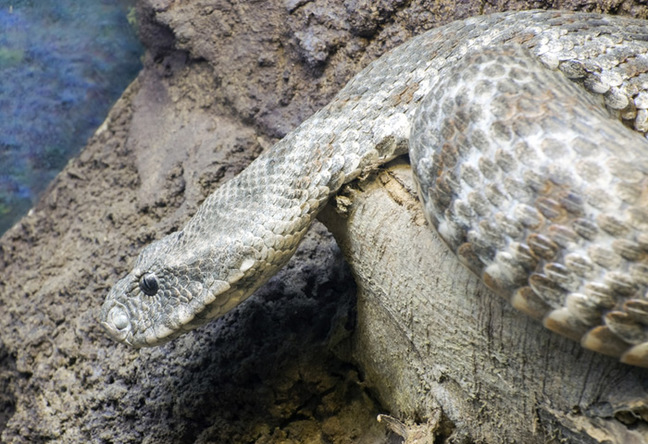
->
[101,307,177,348]
[101,321,133,346]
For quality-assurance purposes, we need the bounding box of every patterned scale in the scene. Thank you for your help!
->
[411,45,648,366]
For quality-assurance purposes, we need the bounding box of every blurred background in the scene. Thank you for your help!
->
[0,0,143,234]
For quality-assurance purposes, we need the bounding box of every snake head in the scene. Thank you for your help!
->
[100,230,260,347]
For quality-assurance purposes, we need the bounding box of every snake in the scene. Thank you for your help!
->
[101,10,648,368]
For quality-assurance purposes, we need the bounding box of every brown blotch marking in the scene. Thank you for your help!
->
[606,311,647,345]
[543,307,589,342]
[431,188,452,214]
[511,286,551,320]
[482,271,496,291]
[624,299,648,324]
[434,175,454,210]
[514,204,545,229]
[572,218,598,240]
[544,262,575,290]
[454,109,471,132]
[630,263,648,286]
[527,233,559,260]
[622,55,648,77]
[564,253,594,278]
[440,120,457,142]
[584,282,616,310]
[611,239,644,261]
[548,224,579,248]
[621,343,648,368]
[511,243,539,270]
[566,292,603,326]
[457,242,485,275]
[588,245,622,269]
[535,197,566,221]
[494,213,523,239]
[529,273,566,307]
[581,326,630,358]
[388,80,420,107]
[597,213,631,237]
[440,143,459,169]
[509,32,536,45]
[604,271,638,296]
[558,192,584,216]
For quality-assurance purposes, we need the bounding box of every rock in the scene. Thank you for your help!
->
[2,0,648,442]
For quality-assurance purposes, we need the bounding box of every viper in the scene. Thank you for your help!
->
[101,10,648,367]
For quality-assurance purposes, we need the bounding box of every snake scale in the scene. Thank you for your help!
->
[101,10,648,368]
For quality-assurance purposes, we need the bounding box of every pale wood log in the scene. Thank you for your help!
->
[320,158,648,443]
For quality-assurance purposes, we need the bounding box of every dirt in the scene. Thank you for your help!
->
[1,0,647,442]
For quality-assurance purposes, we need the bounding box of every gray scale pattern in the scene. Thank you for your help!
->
[101,10,648,367]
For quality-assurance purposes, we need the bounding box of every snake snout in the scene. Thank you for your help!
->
[106,306,129,330]
[100,302,133,344]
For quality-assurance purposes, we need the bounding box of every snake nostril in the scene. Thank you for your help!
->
[109,307,129,330]
[139,272,159,296]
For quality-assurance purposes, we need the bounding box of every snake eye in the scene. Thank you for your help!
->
[139,273,159,296]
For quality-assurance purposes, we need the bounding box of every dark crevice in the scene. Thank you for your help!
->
[0,341,19,437]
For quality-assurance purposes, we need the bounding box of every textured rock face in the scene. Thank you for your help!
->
[2,1,648,443]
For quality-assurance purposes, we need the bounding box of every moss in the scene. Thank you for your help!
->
[0,47,24,68]
[126,7,138,32]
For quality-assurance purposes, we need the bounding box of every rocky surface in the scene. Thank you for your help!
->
[2,0,648,442]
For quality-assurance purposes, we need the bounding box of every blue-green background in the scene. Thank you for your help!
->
[0,0,143,234]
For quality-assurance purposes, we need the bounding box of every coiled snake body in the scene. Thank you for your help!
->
[101,10,648,367]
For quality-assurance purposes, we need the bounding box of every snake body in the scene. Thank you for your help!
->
[101,10,648,367]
